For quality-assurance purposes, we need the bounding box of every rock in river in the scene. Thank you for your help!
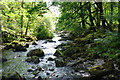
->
[25,56,40,64]
[55,59,66,67]
[2,72,26,80]
[32,41,37,45]
[89,62,114,78]
[4,41,27,51]
[27,48,44,57]
[48,57,54,61]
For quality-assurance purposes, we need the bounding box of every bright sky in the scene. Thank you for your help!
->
[45,0,61,17]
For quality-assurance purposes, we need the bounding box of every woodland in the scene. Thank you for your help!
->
[1,1,120,80]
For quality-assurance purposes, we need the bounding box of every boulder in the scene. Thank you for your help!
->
[24,36,33,42]
[89,62,114,77]
[48,57,54,61]
[2,72,26,80]
[54,49,63,57]
[25,56,40,64]
[24,44,29,48]
[4,41,27,51]
[88,53,100,59]
[32,41,37,45]
[63,47,81,57]
[27,49,44,57]
[13,44,27,51]
[46,39,56,43]
[2,58,7,63]
[55,59,66,67]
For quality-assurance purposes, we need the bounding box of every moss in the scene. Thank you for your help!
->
[27,49,44,57]
[54,49,64,57]
[55,59,66,67]
[25,56,40,64]
[89,62,114,77]
[71,53,81,59]
[64,47,82,57]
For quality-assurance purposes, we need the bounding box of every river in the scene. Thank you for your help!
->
[2,33,91,80]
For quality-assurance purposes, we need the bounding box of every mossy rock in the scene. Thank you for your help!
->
[64,47,82,57]
[74,34,92,45]
[116,53,120,58]
[13,44,27,51]
[48,57,54,61]
[71,59,84,66]
[2,72,26,80]
[25,56,40,64]
[4,43,14,50]
[55,59,66,67]
[88,53,100,59]
[71,53,81,59]
[24,44,29,48]
[27,49,44,57]
[24,36,37,42]
[89,62,114,77]
[54,49,64,57]
[32,41,37,45]
[4,41,27,51]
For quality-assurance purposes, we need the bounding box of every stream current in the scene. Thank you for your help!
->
[2,33,91,80]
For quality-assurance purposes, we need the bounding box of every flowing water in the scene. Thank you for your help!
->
[2,33,91,80]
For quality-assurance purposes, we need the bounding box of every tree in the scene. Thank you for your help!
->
[118,1,120,37]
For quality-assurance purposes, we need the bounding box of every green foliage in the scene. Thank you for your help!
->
[1,1,55,43]
[34,25,53,40]
[87,31,120,60]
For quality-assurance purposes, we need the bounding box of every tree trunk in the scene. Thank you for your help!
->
[96,2,107,29]
[118,1,120,37]
[21,0,24,37]
[88,2,94,27]
[80,2,86,29]
[96,7,100,29]
[25,17,30,35]
[109,2,113,31]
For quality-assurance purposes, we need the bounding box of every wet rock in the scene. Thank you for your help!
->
[73,34,92,45]
[55,59,66,67]
[36,66,42,71]
[2,72,26,80]
[32,71,39,76]
[88,53,100,59]
[24,44,29,48]
[2,57,7,63]
[48,57,54,61]
[71,59,84,66]
[19,38,26,42]
[54,49,64,57]
[46,72,50,75]
[4,41,27,51]
[4,44,13,50]
[49,68,54,71]
[58,38,67,41]
[71,53,81,60]
[24,36,34,42]
[27,48,44,57]
[64,47,81,57]
[116,53,120,58]
[27,69,34,72]
[13,44,27,52]
[37,76,42,80]
[46,39,56,43]
[25,56,40,64]
[32,41,37,45]
[89,62,114,77]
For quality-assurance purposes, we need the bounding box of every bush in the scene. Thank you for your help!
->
[34,25,53,40]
